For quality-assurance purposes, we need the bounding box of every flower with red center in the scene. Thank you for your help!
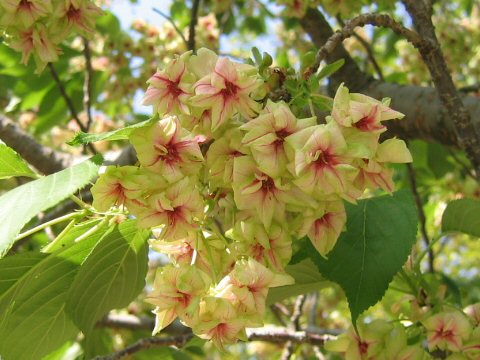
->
[295,200,346,257]
[232,156,301,228]
[241,100,316,178]
[0,0,52,28]
[9,24,59,71]
[193,297,246,350]
[190,55,262,131]
[286,122,360,201]
[206,127,246,190]
[91,166,150,212]
[423,311,472,352]
[150,233,235,279]
[354,138,412,193]
[331,83,404,133]
[229,219,292,272]
[214,258,293,319]
[133,177,204,240]
[143,54,194,116]
[325,320,392,360]
[53,0,102,37]
[129,116,204,182]
[146,265,211,333]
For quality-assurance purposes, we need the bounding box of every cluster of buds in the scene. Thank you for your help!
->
[327,304,480,359]
[0,0,102,72]
[91,48,411,347]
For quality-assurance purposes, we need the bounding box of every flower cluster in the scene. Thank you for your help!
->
[327,304,480,359]
[0,0,102,72]
[91,48,411,347]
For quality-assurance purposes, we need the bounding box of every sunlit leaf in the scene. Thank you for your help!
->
[0,159,99,257]
[0,143,36,179]
[65,221,150,332]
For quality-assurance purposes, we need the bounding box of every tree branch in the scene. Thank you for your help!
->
[48,63,97,154]
[187,0,201,52]
[336,16,384,81]
[299,9,480,167]
[406,161,434,272]
[93,327,335,360]
[0,115,71,174]
[308,13,423,77]
[281,294,306,360]
[402,0,480,179]
[82,38,94,132]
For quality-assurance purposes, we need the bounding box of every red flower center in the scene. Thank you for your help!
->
[274,129,290,147]
[167,80,184,98]
[154,142,180,163]
[221,81,239,98]
[19,0,33,11]
[261,177,275,192]
[313,149,337,168]
[66,6,82,22]
[358,340,369,355]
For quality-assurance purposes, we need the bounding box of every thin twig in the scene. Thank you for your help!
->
[308,13,424,77]
[152,8,188,48]
[281,295,306,360]
[447,149,477,179]
[402,0,480,180]
[270,305,288,327]
[48,63,85,132]
[0,115,71,174]
[406,162,434,272]
[82,37,94,132]
[458,84,480,93]
[48,63,97,154]
[187,0,201,52]
[93,327,334,360]
[337,16,384,81]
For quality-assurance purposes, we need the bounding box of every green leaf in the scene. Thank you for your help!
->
[0,159,99,257]
[82,328,114,359]
[442,199,480,237]
[0,232,102,360]
[294,191,417,326]
[267,259,329,305]
[0,143,36,179]
[316,59,345,79]
[0,252,47,294]
[251,47,262,65]
[67,118,155,146]
[65,221,150,333]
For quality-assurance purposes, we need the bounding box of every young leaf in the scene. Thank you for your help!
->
[0,143,36,179]
[251,47,262,65]
[0,232,103,360]
[442,199,480,237]
[316,59,345,79]
[67,118,155,146]
[65,221,150,333]
[293,191,417,326]
[0,158,99,257]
